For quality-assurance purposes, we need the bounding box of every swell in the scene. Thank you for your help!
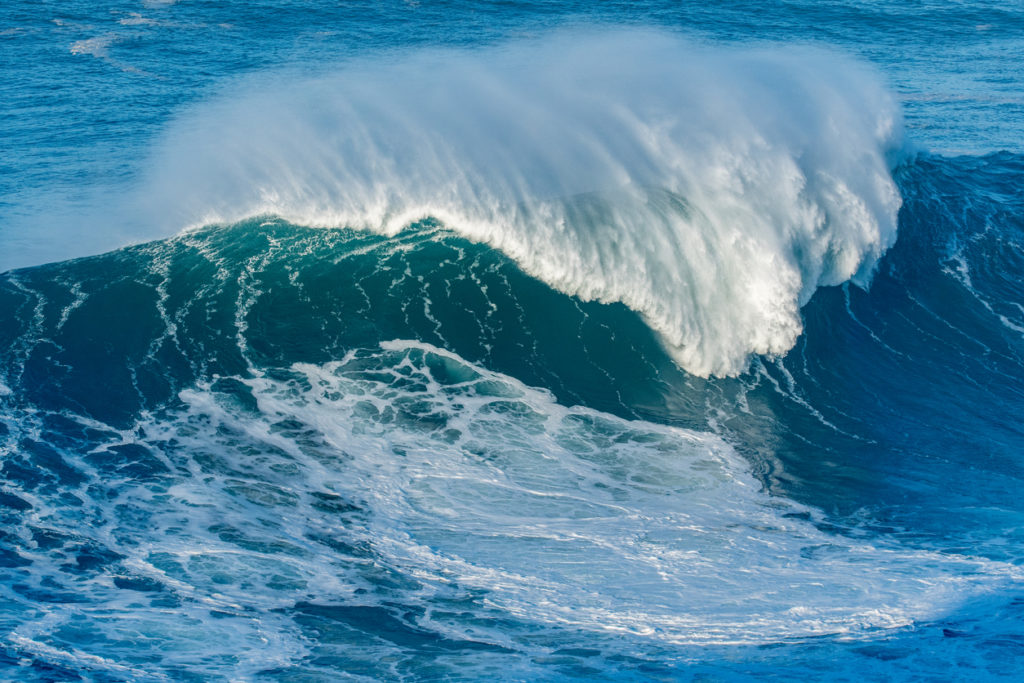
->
[1,28,904,377]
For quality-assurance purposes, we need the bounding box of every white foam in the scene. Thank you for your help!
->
[155,342,1011,646]
[69,35,116,59]
[69,34,148,75]
[119,13,158,27]
[2,342,1017,675]
[149,30,904,375]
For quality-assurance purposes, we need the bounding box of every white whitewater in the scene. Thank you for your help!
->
[0,340,1017,675]
[138,342,1015,651]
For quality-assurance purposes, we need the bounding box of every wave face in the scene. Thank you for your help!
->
[13,30,903,377]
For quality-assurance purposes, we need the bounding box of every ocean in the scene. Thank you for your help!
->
[1,1,1023,680]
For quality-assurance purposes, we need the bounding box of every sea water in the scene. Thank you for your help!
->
[1,2,1023,681]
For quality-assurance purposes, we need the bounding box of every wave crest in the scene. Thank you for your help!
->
[137,29,902,375]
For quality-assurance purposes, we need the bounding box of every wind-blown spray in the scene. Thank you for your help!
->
[133,30,903,375]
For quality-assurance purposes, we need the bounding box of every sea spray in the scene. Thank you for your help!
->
[18,29,904,376]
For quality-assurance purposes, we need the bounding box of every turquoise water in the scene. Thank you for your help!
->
[2,2,1024,681]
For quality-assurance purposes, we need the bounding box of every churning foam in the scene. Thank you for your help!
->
[0,341,1018,675]
[139,343,1016,647]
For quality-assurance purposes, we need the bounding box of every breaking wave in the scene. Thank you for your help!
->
[10,29,905,376]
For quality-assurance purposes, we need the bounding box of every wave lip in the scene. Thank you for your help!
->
[111,30,904,375]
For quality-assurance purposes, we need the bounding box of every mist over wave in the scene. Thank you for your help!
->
[15,29,904,377]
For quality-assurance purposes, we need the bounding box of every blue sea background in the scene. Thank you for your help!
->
[1,1,1024,681]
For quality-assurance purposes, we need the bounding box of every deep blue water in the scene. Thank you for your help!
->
[2,2,1023,681]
